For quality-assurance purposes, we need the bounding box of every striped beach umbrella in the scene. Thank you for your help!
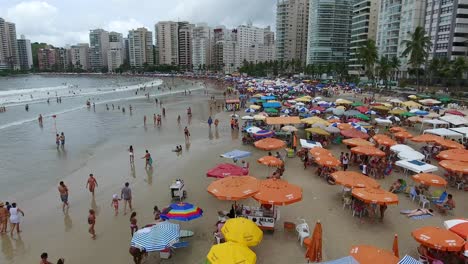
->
[160,202,203,221]
[131,222,180,252]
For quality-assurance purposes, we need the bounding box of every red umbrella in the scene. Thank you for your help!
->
[341,129,370,139]
[356,106,369,113]
[445,110,465,116]
[310,106,325,112]
[206,163,247,178]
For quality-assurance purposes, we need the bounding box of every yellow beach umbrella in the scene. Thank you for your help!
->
[402,101,421,108]
[253,94,263,98]
[301,117,330,126]
[389,108,405,115]
[336,105,346,110]
[408,95,417,99]
[221,218,263,247]
[371,105,390,111]
[249,105,261,110]
[336,99,352,105]
[296,97,311,102]
[253,115,266,121]
[306,127,331,136]
[377,102,392,108]
[207,241,257,264]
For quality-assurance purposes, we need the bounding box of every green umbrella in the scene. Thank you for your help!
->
[355,113,370,121]
[351,102,364,107]
[264,108,279,113]
[438,97,451,103]
[400,112,416,117]
[416,94,431,99]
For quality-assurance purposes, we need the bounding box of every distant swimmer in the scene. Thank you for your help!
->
[56,134,60,148]
[144,115,147,125]
[38,114,43,125]
[25,104,29,111]
[177,115,181,123]
[162,107,166,116]
[153,114,157,125]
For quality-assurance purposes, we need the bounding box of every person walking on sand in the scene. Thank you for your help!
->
[88,209,96,239]
[58,181,69,210]
[121,182,133,215]
[60,132,65,147]
[9,203,24,236]
[142,150,152,169]
[129,145,134,164]
[177,115,181,123]
[208,116,213,127]
[130,212,138,236]
[111,194,120,216]
[184,127,190,140]
[143,115,147,126]
[86,174,98,196]
[38,114,43,125]
[56,134,60,148]
[162,107,166,116]
[153,114,157,125]
[0,202,8,233]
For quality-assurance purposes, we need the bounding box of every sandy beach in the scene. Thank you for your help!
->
[0,77,467,264]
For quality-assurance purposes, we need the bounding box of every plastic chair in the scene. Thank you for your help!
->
[342,197,352,210]
[419,195,430,209]
[295,219,310,246]
[409,187,418,202]
[432,191,447,205]
[213,233,222,244]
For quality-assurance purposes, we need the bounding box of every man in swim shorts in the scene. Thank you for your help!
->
[58,181,69,210]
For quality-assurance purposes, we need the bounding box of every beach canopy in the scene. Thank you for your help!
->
[305,221,323,262]
[349,245,399,264]
[161,202,203,221]
[439,160,468,174]
[443,219,468,240]
[206,163,247,178]
[437,149,468,162]
[131,222,180,252]
[315,155,341,167]
[254,138,286,151]
[253,178,302,205]
[397,150,425,161]
[435,138,465,149]
[351,146,386,157]
[331,171,380,188]
[207,176,259,201]
[341,129,370,139]
[372,134,397,147]
[207,241,256,264]
[221,218,263,247]
[257,156,284,167]
[352,188,399,205]
[390,144,414,153]
[300,139,323,149]
[221,150,251,160]
[411,173,447,187]
[411,226,465,251]
[439,115,468,126]
[266,116,301,125]
[343,138,375,147]
[395,160,438,173]
[410,134,444,143]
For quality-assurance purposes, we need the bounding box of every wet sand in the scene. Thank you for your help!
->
[1,87,467,264]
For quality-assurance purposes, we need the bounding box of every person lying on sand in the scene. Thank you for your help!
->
[401,208,434,217]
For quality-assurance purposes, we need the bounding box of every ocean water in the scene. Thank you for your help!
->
[0,74,204,202]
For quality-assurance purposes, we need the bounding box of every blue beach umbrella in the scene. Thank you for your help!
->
[131,222,180,252]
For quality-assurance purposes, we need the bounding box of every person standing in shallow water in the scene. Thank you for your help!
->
[86,174,98,195]
[121,182,133,215]
[58,181,69,210]
[88,209,96,239]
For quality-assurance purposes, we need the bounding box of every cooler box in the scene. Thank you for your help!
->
[286,148,295,158]
[160,248,171,259]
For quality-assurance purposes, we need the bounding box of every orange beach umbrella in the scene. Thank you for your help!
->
[305,221,322,262]
[393,131,413,139]
[411,134,444,143]
[253,178,302,206]
[352,188,399,205]
[309,147,333,158]
[337,123,353,130]
[341,129,370,139]
[351,146,386,157]
[436,139,465,149]
[207,176,259,201]
[412,173,447,187]
[412,226,465,251]
[372,134,397,147]
[439,160,468,174]
[254,138,286,151]
[437,149,468,162]
[331,171,380,189]
[349,245,399,264]
[314,155,341,167]
[343,138,375,147]
[257,156,283,167]
[392,234,399,258]
[389,127,406,133]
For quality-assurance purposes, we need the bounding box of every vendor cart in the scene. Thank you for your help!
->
[170,179,186,201]
[240,205,279,232]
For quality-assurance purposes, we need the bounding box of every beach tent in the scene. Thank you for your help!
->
[449,127,468,138]
[375,118,393,125]
[221,150,252,160]
[319,256,359,264]
[263,102,281,108]
[300,139,323,149]
[397,150,425,161]
[439,115,468,126]
[420,119,449,130]
[395,160,438,173]
[423,128,464,139]
[397,255,422,264]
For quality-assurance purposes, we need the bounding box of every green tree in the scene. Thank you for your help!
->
[376,57,392,89]
[450,57,467,90]
[357,39,378,82]
[402,26,432,91]
[389,56,401,82]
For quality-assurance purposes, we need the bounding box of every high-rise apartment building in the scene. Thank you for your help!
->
[0,18,19,70]
[192,23,212,71]
[17,35,33,70]
[178,22,194,70]
[70,43,89,70]
[377,0,426,74]
[128,27,154,68]
[349,0,380,75]
[237,23,266,63]
[37,48,56,70]
[425,0,468,61]
[276,0,310,63]
[55,48,71,71]
[108,32,124,72]
[306,0,353,65]
[213,26,239,73]
[155,21,179,65]
[89,29,109,71]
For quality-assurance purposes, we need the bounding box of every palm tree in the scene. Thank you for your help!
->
[357,39,378,83]
[389,56,401,82]
[376,57,392,89]
[402,26,432,91]
[450,57,467,90]
[428,58,440,85]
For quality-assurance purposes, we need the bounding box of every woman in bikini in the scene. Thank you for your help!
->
[401,208,434,217]
[130,212,138,236]
[86,174,98,195]
[88,209,96,239]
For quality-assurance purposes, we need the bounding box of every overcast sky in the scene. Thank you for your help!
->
[0,0,276,46]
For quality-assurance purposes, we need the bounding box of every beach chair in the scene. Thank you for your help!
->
[432,191,447,205]
[409,187,418,202]
[418,195,430,209]
[295,219,310,246]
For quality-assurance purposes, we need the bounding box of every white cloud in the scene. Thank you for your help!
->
[6,1,58,34]
[107,18,145,33]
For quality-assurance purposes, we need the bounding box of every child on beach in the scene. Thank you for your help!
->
[88,209,96,239]
[86,174,98,195]
[111,194,121,216]
[129,145,134,164]
[130,212,138,236]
